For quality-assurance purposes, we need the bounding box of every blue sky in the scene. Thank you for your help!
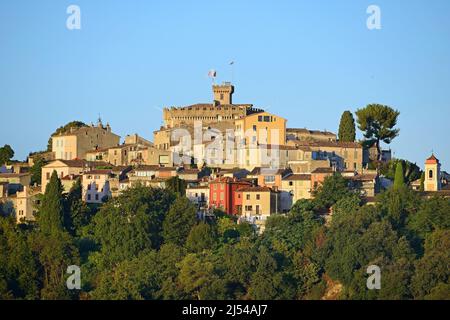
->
[1,0,449,170]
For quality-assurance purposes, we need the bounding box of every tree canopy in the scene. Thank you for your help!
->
[356,104,400,160]
[338,111,356,142]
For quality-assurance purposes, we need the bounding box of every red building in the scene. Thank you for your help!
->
[209,177,252,215]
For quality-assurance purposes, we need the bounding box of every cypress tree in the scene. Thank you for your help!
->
[38,171,65,234]
[419,172,425,192]
[338,111,356,142]
[394,162,405,189]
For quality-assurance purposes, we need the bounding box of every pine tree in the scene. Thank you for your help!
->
[394,162,405,189]
[38,171,65,235]
[338,111,356,142]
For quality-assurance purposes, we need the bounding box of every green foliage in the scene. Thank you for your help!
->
[0,145,14,165]
[37,171,65,235]
[411,229,450,299]
[47,121,86,151]
[186,223,217,253]
[393,162,405,189]
[91,185,175,268]
[312,173,352,210]
[165,176,187,196]
[380,159,422,185]
[356,104,400,160]
[338,111,356,142]
[30,157,47,186]
[162,196,197,246]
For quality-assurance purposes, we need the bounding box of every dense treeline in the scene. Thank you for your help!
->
[1,172,449,300]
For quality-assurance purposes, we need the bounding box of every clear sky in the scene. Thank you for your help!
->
[1,0,449,170]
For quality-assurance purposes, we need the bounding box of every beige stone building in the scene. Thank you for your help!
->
[0,173,31,194]
[51,120,120,160]
[235,111,287,147]
[236,186,281,232]
[161,83,263,129]
[287,140,363,172]
[13,186,41,223]
[286,128,336,142]
[41,159,109,193]
[281,174,313,203]
[82,170,113,204]
[424,154,441,192]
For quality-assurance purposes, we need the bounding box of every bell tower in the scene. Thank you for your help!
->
[424,154,441,191]
[213,82,234,106]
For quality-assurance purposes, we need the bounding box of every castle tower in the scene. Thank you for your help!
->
[424,154,441,191]
[213,82,234,105]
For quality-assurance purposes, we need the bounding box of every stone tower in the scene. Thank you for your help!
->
[424,154,441,191]
[213,82,234,105]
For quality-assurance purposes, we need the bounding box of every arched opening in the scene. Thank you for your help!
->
[429,169,433,179]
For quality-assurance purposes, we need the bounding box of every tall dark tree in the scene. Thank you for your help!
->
[356,104,400,161]
[163,197,197,246]
[37,171,65,235]
[338,111,356,142]
[166,176,187,196]
[0,145,14,165]
[394,162,405,189]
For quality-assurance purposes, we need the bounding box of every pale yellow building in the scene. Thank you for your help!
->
[14,186,41,223]
[51,120,120,160]
[235,111,286,147]
[82,170,112,204]
[236,186,281,220]
[281,174,313,203]
[424,154,441,192]
[41,159,108,193]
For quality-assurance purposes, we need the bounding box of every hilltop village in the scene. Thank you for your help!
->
[1,83,449,231]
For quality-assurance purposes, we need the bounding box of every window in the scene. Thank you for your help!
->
[256,205,260,214]
[258,115,263,122]
[354,163,357,170]
[429,170,433,179]
[220,193,224,201]
[253,125,257,131]
[289,181,293,186]
[264,175,275,184]
[263,116,271,122]
[256,194,260,200]
[46,172,50,180]
[95,194,99,201]
[246,194,250,200]
[87,194,91,201]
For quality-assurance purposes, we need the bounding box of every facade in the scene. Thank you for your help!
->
[186,185,210,210]
[209,177,252,215]
[41,159,109,193]
[287,140,364,172]
[14,186,41,223]
[424,154,441,192]
[82,170,112,204]
[235,111,287,147]
[51,120,120,160]
[281,174,313,204]
[0,173,31,194]
[286,128,337,142]
[236,186,281,232]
